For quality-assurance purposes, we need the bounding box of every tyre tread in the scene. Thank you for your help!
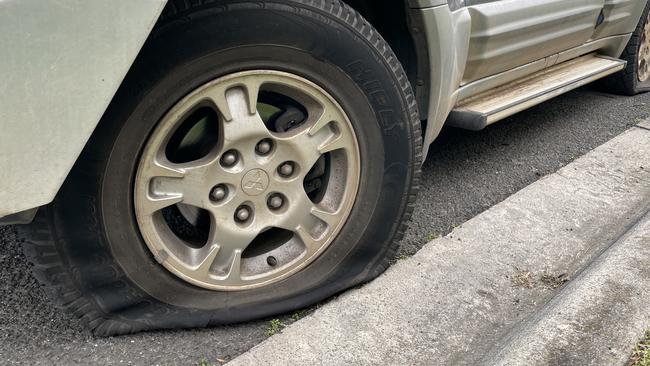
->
[17,212,136,335]
[17,0,422,336]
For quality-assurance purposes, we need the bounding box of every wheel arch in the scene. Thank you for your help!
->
[0,0,166,222]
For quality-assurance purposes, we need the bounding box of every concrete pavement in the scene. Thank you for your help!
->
[229,123,650,366]
[489,211,650,365]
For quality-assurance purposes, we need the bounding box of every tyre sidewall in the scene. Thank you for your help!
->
[627,2,650,93]
[60,1,416,323]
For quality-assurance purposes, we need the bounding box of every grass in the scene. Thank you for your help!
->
[264,308,314,336]
[628,330,650,366]
[266,318,284,336]
[291,309,307,321]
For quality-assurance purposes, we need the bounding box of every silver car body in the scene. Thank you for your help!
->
[0,0,645,219]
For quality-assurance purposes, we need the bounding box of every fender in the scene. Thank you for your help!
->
[409,1,471,158]
[0,0,166,218]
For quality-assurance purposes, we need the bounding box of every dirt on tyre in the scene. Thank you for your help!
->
[601,0,650,95]
[18,0,421,336]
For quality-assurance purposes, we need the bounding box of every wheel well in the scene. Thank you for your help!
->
[156,0,422,126]
[157,0,423,119]
[343,0,420,95]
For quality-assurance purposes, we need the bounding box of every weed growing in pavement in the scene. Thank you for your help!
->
[628,330,650,366]
[511,269,534,288]
[426,233,440,241]
[539,272,569,289]
[511,268,569,289]
[266,318,283,336]
[291,310,307,321]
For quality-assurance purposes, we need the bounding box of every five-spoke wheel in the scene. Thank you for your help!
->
[134,71,360,290]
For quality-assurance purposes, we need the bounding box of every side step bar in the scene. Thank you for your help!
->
[446,54,626,131]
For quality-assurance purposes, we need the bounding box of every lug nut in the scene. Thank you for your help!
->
[221,150,238,167]
[255,139,273,155]
[210,185,228,202]
[267,194,284,210]
[278,162,295,177]
[235,205,251,222]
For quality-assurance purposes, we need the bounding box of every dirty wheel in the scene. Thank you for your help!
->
[19,0,421,335]
[134,70,361,291]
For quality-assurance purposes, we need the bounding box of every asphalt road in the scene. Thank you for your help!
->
[1,86,649,365]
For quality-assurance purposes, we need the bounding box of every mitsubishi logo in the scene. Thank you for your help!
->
[241,169,269,196]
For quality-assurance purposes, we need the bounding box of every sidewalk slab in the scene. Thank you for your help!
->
[228,124,650,366]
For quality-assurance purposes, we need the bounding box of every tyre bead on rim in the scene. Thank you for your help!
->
[134,70,360,291]
[639,12,650,82]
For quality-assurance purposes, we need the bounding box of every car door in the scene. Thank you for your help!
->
[459,0,605,84]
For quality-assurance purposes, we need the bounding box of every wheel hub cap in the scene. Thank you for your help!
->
[241,169,269,196]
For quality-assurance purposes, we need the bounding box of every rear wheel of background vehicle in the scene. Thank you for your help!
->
[19,0,421,336]
[601,1,650,95]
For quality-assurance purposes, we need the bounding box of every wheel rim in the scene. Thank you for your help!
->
[638,12,650,82]
[134,70,360,291]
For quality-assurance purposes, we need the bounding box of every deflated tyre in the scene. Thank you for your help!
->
[19,0,421,335]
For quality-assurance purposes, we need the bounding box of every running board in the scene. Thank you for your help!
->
[447,54,626,131]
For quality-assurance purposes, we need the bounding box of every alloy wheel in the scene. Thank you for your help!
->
[134,70,360,291]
